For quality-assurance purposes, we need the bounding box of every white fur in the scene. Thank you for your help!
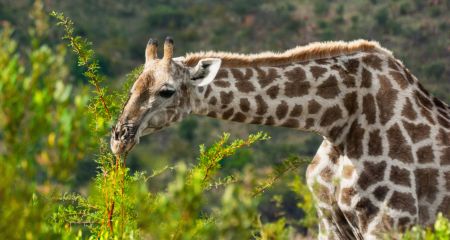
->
[190,58,222,86]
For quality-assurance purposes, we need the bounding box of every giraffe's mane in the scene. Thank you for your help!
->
[183,39,393,68]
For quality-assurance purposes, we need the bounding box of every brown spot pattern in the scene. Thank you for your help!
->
[220,91,234,105]
[368,129,383,155]
[445,171,450,191]
[282,118,299,128]
[197,86,204,93]
[342,75,356,88]
[438,116,450,129]
[418,83,430,96]
[355,197,379,232]
[320,105,342,127]
[419,205,430,225]
[404,69,415,84]
[376,74,398,124]
[317,75,340,99]
[437,197,450,219]
[387,123,414,163]
[361,68,372,88]
[284,67,310,97]
[310,66,327,79]
[265,116,275,125]
[329,146,340,164]
[305,118,315,129]
[222,108,234,119]
[416,146,434,163]
[215,69,229,79]
[208,96,217,105]
[315,184,332,204]
[438,109,450,122]
[415,168,438,203]
[331,62,356,89]
[373,186,389,201]
[402,98,417,120]
[306,155,320,176]
[398,217,412,230]
[344,58,360,74]
[441,147,450,165]
[341,187,356,206]
[343,92,358,115]
[346,121,365,159]
[266,85,279,99]
[328,124,347,141]
[420,108,436,124]
[315,59,329,65]
[214,80,230,88]
[276,101,289,120]
[415,90,433,110]
[255,67,279,88]
[437,128,449,146]
[402,121,430,143]
[231,112,246,122]
[231,68,255,93]
[390,71,408,89]
[204,85,212,98]
[390,166,411,187]
[320,167,333,182]
[308,100,322,114]
[357,161,387,190]
[434,97,448,111]
[362,94,377,124]
[388,191,416,214]
[239,98,250,112]
[255,95,268,115]
[250,116,263,124]
[290,104,303,117]
[362,54,382,71]
[381,214,395,230]
[388,58,399,71]
[207,111,217,118]
[342,165,354,178]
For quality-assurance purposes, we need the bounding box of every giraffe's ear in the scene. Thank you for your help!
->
[189,58,222,86]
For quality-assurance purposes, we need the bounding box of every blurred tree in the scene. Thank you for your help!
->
[0,1,95,238]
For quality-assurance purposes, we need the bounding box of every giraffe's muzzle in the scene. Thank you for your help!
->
[110,123,138,155]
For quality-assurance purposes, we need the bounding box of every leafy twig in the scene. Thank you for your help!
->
[252,156,310,197]
[50,11,111,120]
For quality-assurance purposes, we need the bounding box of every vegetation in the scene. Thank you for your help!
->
[0,0,448,239]
[400,213,450,240]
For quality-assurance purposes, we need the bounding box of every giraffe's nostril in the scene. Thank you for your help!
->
[114,130,120,140]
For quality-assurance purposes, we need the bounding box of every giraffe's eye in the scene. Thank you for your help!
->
[158,86,175,98]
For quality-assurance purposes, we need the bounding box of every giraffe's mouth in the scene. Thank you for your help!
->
[110,123,139,155]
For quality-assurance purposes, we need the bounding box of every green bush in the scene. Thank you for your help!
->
[401,213,450,240]
[0,4,94,237]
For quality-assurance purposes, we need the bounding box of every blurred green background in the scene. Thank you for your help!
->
[0,0,449,239]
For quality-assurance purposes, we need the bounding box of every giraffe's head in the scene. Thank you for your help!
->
[111,37,222,155]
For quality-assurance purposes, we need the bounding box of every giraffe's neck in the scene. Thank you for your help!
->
[190,54,362,144]
[186,44,450,237]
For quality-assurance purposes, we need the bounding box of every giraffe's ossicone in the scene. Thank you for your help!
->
[111,37,450,239]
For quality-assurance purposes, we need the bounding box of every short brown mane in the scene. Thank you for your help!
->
[183,39,392,68]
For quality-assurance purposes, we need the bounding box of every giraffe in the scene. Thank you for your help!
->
[111,37,450,239]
